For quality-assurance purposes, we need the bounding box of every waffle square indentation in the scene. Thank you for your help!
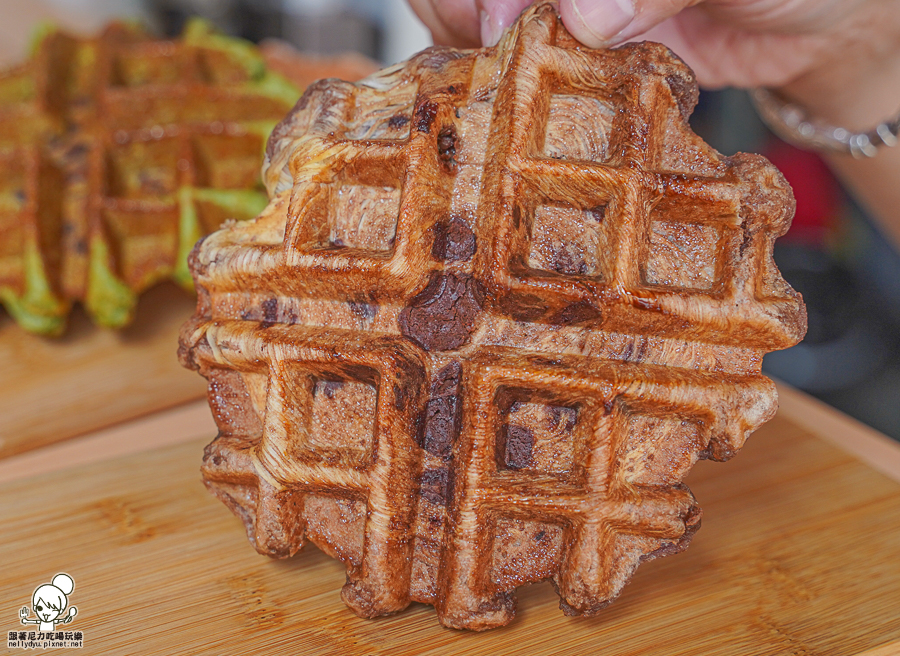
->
[491,518,564,583]
[527,204,607,278]
[618,411,703,486]
[106,139,181,198]
[643,221,721,291]
[192,133,263,189]
[330,184,401,252]
[543,95,615,163]
[309,378,377,453]
[498,396,579,475]
[102,205,178,287]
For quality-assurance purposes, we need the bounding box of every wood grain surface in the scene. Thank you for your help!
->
[1,411,898,655]
[0,283,206,458]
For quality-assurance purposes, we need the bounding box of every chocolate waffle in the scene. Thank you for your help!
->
[180,1,806,630]
[0,20,299,334]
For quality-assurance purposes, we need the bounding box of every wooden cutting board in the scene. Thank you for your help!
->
[1,405,898,655]
[0,283,206,458]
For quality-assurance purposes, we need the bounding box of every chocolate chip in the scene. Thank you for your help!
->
[420,362,462,458]
[64,143,88,162]
[739,222,753,256]
[432,216,476,262]
[315,381,344,399]
[399,273,484,351]
[588,205,606,222]
[415,99,439,133]
[548,406,577,432]
[137,170,169,195]
[393,383,410,412]
[552,301,602,326]
[420,467,454,505]
[262,298,278,324]
[388,114,410,130]
[512,205,522,229]
[502,424,534,470]
[348,300,377,322]
[498,292,546,322]
[548,244,587,276]
[665,73,698,120]
[437,124,458,172]
[431,361,461,397]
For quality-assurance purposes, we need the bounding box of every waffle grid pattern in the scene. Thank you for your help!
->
[181,1,805,631]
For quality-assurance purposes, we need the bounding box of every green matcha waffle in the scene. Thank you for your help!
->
[0,19,299,334]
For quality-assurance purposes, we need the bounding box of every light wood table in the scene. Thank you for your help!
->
[0,284,207,458]
[0,384,898,655]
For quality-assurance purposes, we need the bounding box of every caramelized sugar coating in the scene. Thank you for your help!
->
[0,21,300,334]
[180,1,806,631]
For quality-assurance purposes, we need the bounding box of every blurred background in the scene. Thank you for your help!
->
[3,0,899,442]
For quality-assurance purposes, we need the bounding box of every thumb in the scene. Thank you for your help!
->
[559,0,701,47]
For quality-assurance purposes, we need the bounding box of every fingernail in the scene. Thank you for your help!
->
[569,0,635,45]
[480,10,503,47]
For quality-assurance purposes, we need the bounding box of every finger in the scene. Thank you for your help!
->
[407,0,482,47]
[478,0,534,45]
[559,0,701,48]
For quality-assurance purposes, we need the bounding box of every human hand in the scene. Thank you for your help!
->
[408,0,900,126]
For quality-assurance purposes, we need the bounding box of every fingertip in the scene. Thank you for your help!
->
[560,0,636,48]
[408,0,482,48]
[479,0,532,46]
[480,10,502,47]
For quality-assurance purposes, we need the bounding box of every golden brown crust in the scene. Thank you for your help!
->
[181,0,806,630]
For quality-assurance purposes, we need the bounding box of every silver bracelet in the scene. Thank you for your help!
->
[750,87,900,159]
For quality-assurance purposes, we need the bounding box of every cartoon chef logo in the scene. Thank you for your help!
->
[7,574,83,650]
[20,574,78,631]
